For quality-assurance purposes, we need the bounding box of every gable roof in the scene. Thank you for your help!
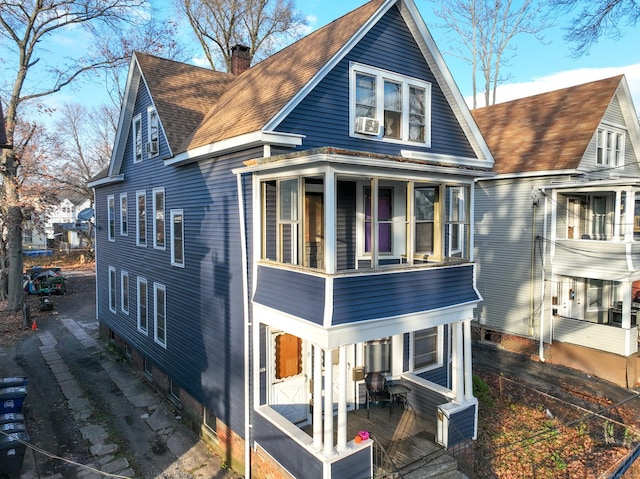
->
[181,0,388,152]
[471,76,625,175]
[135,53,236,153]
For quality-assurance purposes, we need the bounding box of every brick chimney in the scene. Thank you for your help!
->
[231,45,251,75]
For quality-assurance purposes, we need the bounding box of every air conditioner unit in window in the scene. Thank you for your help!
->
[146,140,158,155]
[355,117,380,135]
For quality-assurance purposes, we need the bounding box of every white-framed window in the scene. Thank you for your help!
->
[364,338,392,374]
[120,271,129,314]
[107,195,115,241]
[364,187,393,253]
[587,278,605,312]
[409,326,442,373]
[414,186,436,256]
[147,107,159,157]
[137,277,148,334]
[170,209,184,267]
[596,127,624,166]
[133,114,142,163]
[108,266,116,313]
[120,193,128,236]
[350,62,431,145]
[154,283,167,348]
[136,190,147,246]
[446,186,467,257]
[153,187,165,249]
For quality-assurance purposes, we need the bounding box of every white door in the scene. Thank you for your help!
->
[269,332,310,425]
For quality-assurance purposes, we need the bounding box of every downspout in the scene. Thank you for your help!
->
[539,192,548,362]
[236,172,252,478]
[529,189,538,336]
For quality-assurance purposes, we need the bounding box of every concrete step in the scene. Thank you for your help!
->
[397,452,464,478]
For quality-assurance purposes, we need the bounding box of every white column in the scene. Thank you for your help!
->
[454,321,464,403]
[323,348,334,455]
[463,319,473,401]
[337,346,348,451]
[313,345,323,450]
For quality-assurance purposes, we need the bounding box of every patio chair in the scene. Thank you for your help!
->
[365,372,390,418]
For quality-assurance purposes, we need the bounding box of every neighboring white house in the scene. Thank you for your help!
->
[44,197,92,249]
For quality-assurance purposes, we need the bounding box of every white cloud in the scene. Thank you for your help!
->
[470,64,640,115]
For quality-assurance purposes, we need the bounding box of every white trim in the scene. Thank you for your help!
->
[166,131,304,167]
[136,190,147,247]
[132,113,142,164]
[152,187,166,250]
[120,270,129,315]
[108,266,117,313]
[147,106,159,159]
[170,209,185,267]
[408,325,443,373]
[154,282,167,348]
[137,276,149,335]
[87,174,124,188]
[401,149,492,170]
[119,193,128,236]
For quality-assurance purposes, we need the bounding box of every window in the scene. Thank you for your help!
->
[137,277,148,334]
[107,195,115,241]
[262,178,301,265]
[351,63,430,145]
[147,107,159,157]
[136,190,146,246]
[592,196,607,239]
[133,114,142,163]
[410,327,441,372]
[120,193,128,236]
[153,188,165,249]
[364,187,393,253]
[364,338,391,373]
[154,283,166,347]
[596,127,624,166]
[446,186,468,257]
[108,266,116,313]
[120,271,129,314]
[171,209,184,267]
[414,187,436,255]
[587,279,604,312]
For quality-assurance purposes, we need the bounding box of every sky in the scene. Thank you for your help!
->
[16,0,640,120]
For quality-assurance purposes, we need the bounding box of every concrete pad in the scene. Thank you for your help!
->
[58,378,85,399]
[167,432,224,478]
[147,405,178,431]
[128,391,160,409]
[48,363,70,375]
[80,424,108,445]
[90,443,118,456]
[100,456,130,474]
[52,370,74,382]
[41,350,62,362]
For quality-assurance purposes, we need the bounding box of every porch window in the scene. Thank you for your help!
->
[410,327,441,372]
[587,279,604,312]
[414,186,436,255]
[275,333,302,379]
[635,199,640,240]
[262,178,303,266]
[365,187,392,253]
[445,186,469,258]
[591,196,607,239]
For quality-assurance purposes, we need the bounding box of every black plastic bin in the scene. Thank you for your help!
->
[0,387,27,414]
[0,413,24,425]
[0,378,28,388]
[0,432,29,478]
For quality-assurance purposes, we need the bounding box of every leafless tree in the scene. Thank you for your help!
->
[552,0,640,56]
[176,0,307,72]
[433,0,550,108]
[0,0,146,311]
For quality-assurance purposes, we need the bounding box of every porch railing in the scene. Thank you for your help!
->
[372,436,402,478]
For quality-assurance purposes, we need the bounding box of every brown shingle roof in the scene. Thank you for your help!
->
[471,76,623,175]
[135,52,236,153]
[181,0,387,151]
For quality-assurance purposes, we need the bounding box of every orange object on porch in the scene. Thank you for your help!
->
[31,320,37,331]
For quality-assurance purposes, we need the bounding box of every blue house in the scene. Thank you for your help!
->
[89,0,493,477]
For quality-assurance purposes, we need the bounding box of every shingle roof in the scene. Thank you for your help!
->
[180,0,387,152]
[471,76,623,175]
[135,52,236,153]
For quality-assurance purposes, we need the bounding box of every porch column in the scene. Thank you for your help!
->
[463,319,473,401]
[313,345,323,450]
[626,191,636,242]
[453,321,464,403]
[337,345,348,452]
[614,190,622,239]
[323,348,335,455]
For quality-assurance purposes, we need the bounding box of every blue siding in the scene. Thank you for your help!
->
[448,404,477,448]
[252,414,323,478]
[331,447,372,479]
[253,266,326,324]
[95,82,262,438]
[332,266,478,324]
[277,5,476,159]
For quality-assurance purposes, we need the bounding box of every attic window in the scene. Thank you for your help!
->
[133,114,142,163]
[596,127,624,167]
[147,107,159,157]
[350,62,431,146]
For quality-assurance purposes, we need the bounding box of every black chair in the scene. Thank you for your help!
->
[365,372,390,418]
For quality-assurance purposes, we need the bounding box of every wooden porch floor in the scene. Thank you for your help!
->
[303,402,444,471]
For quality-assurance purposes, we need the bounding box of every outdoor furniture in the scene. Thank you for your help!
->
[365,372,390,418]
[386,382,411,416]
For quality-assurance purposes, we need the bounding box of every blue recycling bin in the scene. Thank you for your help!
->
[0,387,27,414]
[0,432,29,478]
[0,423,26,434]
[0,413,24,425]
[0,377,28,388]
